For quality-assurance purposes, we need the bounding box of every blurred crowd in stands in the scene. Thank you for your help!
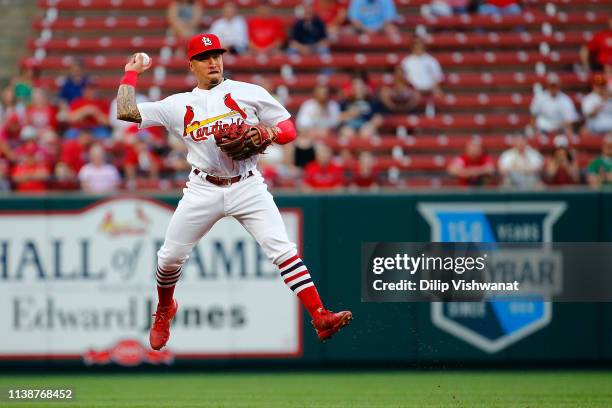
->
[0,0,610,193]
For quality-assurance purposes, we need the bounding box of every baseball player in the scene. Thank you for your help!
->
[116,33,352,350]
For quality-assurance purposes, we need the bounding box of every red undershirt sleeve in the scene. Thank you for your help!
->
[273,119,297,145]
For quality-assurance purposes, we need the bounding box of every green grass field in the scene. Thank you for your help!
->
[1,371,611,408]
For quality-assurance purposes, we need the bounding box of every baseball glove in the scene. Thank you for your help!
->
[214,123,278,161]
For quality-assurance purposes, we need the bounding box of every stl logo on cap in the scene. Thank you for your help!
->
[187,33,227,60]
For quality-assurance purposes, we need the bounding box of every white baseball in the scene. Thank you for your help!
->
[138,52,151,66]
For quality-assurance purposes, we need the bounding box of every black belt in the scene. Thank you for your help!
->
[193,169,253,186]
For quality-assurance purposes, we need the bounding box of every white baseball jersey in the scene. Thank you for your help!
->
[137,79,291,177]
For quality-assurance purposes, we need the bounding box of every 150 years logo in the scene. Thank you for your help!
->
[418,202,566,353]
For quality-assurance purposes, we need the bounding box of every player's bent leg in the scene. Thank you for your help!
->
[277,251,353,341]
[229,176,352,341]
[277,251,323,315]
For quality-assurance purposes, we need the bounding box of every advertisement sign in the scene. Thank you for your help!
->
[0,197,302,362]
[418,202,565,353]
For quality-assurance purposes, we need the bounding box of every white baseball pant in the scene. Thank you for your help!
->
[156,169,297,272]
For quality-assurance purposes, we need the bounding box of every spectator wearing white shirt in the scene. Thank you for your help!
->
[78,144,121,193]
[529,73,578,136]
[498,134,544,189]
[296,85,340,136]
[289,85,341,174]
[581,74,612,135]
[210,2,249,55]
[400,39,443,95]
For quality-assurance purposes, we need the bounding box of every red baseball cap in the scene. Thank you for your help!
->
[187,33,227,60]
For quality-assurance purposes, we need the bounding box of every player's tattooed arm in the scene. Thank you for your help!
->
[117,53,151,123]
[116,84,142,123]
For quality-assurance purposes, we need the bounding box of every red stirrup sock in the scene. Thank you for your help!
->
[156,266,182,307]
[279,255,324,318]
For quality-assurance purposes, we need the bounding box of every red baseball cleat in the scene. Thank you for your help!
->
[312,308,353,341]
[149,300,178,351]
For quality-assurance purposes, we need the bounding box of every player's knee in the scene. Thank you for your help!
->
[157,253,188,272]
[272,247,299,266]
[157,243,191,271]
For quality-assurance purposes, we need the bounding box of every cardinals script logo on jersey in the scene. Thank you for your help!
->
[183,93,248,142]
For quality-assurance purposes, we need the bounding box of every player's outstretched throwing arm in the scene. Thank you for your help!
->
[116,53,152,123]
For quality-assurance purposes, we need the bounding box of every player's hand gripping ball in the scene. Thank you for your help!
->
[214,123,277,161]
[124,52,152,74]
[138,52,151,66]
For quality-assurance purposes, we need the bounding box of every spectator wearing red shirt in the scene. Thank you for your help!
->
[26,88,57,132]
[544,135,580,185]
[313,0,348,38]
[0,112,23,148]
[0,135,14,165]
[447,138,495,186]
[581,17,612,72]
[247,2,286,54]
[303,143,345,190]
[14,127,49,165]
[478,0,521,15]
[17,126,59,169]
[0,87,24,162]
[56,130,93,182]
[11,143,50,192]
[350,151,380,189]
[0,111,23,158]
[66,82,111,139]
[120,125,162,187]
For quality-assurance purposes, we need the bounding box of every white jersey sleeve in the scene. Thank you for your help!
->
[137,97,172,129]
[252,85,291,126]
